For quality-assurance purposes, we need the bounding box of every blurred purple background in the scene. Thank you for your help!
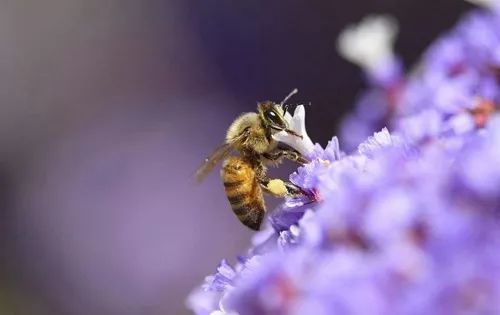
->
[0,1,471,314]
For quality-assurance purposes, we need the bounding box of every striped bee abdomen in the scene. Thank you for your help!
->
[221,156,265,230]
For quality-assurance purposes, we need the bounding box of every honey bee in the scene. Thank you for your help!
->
[196,89,308,230]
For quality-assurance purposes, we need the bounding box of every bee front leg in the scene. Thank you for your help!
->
[282,149,309,165]
[263,148,308,165]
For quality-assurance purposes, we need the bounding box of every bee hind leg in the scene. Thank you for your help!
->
[283,181,304,198]
[259,177,304,198]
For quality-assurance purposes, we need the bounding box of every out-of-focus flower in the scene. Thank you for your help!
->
[340,8,500,150]
[337,14,399,74]
[337,14,405,151]
[188,5,500,315]
[203,260,237,292]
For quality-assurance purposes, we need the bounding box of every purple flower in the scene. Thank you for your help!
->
[341,9,500,150]
[269,201,313,233]
[188,6,500,315]
[339,90,395,151]
[203,259,237,292]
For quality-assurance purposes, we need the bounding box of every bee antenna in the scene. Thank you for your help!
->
[280,88,298,107]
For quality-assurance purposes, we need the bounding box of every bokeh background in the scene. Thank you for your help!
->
[0,1,472,314]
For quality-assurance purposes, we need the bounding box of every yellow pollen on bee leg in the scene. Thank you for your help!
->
[267,179,288,197]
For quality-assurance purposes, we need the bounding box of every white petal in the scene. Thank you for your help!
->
[337,14,399,71]
[272,105,315,156]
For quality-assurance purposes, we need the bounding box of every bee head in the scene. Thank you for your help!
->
[258,101,302,138]
[258,89,302,138]
[258,101,288,132]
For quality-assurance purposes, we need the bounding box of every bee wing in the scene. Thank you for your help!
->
[195,128,249,183]
[195,143,234,183]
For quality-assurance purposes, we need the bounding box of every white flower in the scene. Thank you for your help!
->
[337,14,399,71]
[272,105,315,157]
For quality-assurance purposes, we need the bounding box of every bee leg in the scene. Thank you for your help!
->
[259,178,304,198]
[281,149,308,165]
[263,148,308,165]
[283,181,304,198]
[262,152,285,166]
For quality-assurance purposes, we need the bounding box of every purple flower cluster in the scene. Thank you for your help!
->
[340,8,500,150]
[188,6,500,315]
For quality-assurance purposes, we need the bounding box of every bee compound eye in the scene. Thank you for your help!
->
[265,110,281,125]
